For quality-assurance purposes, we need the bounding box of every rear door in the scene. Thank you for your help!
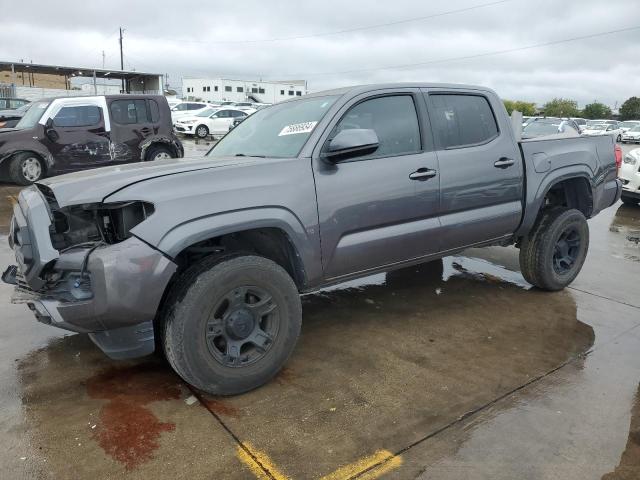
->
[42,101,111,172]
[208,109,236,134]
[108,98,157,163]
[423,89,523,250]
[313,89,441,280]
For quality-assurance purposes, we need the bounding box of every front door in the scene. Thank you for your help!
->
[313,90,441,280]
[43,103,111,172]
[424,89,524,251]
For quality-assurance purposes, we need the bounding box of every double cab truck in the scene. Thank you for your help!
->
[0,95,183,185]
[4,83,622,395]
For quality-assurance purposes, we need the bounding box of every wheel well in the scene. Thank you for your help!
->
[542,177,593,218]
[2,151,47,175]
[172,227,307,290]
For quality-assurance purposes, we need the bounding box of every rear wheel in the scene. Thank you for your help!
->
[617,134,622,142]
[9,152,44,185]
[146,145,174,162]
[195,124,209,139]
[519,208,589,291]
[162,255,302,395]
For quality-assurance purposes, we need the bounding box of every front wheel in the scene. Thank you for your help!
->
[162,255,302,395]
[9,152,44,185]
[617,134,622,142]
[519,208,589,291]
[195,124,209,139]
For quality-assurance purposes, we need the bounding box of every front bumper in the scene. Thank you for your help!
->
[174,123,194,134]
[5,187,177,358]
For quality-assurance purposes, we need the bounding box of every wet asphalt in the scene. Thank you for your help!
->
[0,141,638,480]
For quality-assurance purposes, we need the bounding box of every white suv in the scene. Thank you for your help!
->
[620,148,640,206]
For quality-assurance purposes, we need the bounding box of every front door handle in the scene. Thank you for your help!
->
[494,157,515,169]
[409,168,437,181]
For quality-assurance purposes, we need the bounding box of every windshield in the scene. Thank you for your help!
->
[196,107,217,117]
[590,124,607,130]
[621,121,640,128]
[629,126,640,132]
[208,95,339,158]
[15,101,49,129]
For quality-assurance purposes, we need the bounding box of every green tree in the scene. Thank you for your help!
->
[503,99,536,116]
[619,97,640,121]
[582,102,612,119]
[542,98,580,117]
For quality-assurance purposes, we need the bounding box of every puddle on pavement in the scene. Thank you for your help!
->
[610,205,640,262]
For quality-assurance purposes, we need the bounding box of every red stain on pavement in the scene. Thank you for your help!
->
[86,363,181,470]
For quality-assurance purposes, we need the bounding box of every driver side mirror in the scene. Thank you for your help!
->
[44,117,59,142]
[322,128,379,163]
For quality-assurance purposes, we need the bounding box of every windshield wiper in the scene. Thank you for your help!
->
[234,153,265,158]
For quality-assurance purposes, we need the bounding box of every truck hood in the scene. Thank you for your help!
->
[38,156,258,207]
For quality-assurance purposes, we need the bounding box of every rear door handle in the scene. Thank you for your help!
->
[409,168,437,181]
[494,157,515,169]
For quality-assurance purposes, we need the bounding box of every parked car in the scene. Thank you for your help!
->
[570,117,587,132]
[622,125,640,144]
[582,123,624,142]
[174,107,250,138]
[170,102,212,123]
[619,120,640,133]
[0,103,31,128]
[0,95,183,185]
[619,148,640,206]
[3,83,621,395]
[0,98,29,110]
[522,119,579,138]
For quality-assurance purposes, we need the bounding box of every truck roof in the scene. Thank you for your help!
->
[29,94,167,103]
[304,82,497,100]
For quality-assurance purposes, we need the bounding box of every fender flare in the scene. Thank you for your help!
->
[140,135,183,160]
[148,206,319,286]
[0,143,54,172]
[516,166,595,237]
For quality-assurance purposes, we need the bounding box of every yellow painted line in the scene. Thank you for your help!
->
[237,442,291,480]
[319,450,402,480]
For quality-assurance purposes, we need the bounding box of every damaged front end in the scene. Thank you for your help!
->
[3,184,176,359]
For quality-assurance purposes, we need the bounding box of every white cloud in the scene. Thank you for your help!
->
[1,0,638,107]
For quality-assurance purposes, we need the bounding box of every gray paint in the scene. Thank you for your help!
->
[6,82,621,357]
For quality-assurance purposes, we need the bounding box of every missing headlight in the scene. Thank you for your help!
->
[97,201,155,244]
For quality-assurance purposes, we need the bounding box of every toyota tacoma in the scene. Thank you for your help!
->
[3,83,622,395]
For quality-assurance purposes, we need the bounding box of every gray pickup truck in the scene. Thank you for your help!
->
[4,83,622,395]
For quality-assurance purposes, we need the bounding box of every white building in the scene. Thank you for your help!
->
[181,78,307,104]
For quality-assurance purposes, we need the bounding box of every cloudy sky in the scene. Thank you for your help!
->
[2,0,639,108]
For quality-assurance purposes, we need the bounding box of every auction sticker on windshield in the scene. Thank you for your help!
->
[278,121,318,136]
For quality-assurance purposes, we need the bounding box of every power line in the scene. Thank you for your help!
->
[275,24,640,78]
[129,0,515,45]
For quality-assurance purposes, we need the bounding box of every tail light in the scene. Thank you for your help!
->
[614,144,622,175]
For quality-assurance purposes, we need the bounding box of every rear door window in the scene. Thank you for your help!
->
[53,105,102,127]
[428,94,499,149]
[110,99,150,124]
[148,100,160,123]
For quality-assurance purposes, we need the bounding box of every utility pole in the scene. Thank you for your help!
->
[119,27,125,93]
[102,50,105,69]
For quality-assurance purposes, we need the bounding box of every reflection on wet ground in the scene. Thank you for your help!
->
[0,151,638,477]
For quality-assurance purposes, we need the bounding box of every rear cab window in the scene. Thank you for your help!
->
[427,94,499,149]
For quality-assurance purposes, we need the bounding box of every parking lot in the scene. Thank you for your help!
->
[0,140,638,480]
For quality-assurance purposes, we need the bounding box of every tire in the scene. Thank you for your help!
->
[621,195,638,206]
[195,124,209,139]
[9,152,44,185]
[617,134,622,142]
[519,208,589,291]
[162,255,302,395]
[145,144,175,162]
